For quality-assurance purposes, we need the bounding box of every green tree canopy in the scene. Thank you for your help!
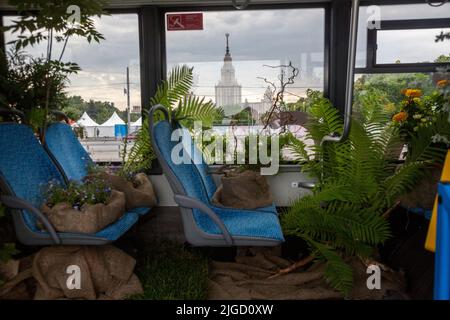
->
[61,95,140,124]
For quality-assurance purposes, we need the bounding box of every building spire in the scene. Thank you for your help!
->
[224,33,232,62]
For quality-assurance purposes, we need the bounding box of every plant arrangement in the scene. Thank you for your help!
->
[123,65,224,174]
[281,91,447,295]
[41,175,127,234]
[388,75,450,155]
[392,86,445,132]
[85,163,157,211]
[200,132,292,172]
[42,176,112,210]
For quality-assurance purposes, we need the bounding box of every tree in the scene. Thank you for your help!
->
[354,73,435,105]
[1,0,106,135]
[435,53,450,63]
[60,95,139,124]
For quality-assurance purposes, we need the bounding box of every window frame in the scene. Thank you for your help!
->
[158,2,331,96]
[356,17,450,74]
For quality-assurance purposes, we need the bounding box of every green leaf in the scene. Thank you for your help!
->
[300,234,353,296]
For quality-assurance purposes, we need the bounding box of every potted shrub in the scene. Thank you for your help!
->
[88,166,157,211]
[392,76,450,209]
[281,91,447,295]
[41,176,125,234]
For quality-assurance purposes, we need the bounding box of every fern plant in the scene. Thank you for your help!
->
[282,91,446,295]
[123,65,223,174]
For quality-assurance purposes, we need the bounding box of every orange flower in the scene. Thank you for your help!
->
[392,111,408,123]
[437,80,449,87]
[404,89,422,98]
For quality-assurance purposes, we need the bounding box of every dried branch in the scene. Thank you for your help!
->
[258,61,300,130]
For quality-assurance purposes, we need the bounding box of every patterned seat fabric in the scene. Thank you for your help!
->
[0,123,139,241]
[45,123,152,216]
[180,128,278,213]
[44,122,93,182]
[153,121,284,241]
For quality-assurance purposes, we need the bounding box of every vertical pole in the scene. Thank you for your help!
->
[126,66,131,135]
[435,182,450,300]
[322,0,359,145]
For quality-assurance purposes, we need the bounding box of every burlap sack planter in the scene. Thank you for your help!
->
[0,246,144,300]
[212,170,273,209]
[41,190,126,234]
[400,165,442,209]
[99,173,157,211]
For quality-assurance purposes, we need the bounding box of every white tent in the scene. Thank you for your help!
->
[76,112,99,138]
[101,111,125,127]
[131,117,142,127]
[130,116,142,133]
[77,112,99,127]
[98,111,125,137]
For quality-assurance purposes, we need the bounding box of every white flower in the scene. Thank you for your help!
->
[432,134,450,145]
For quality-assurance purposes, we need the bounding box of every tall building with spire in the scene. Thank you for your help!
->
[215,33,242,113]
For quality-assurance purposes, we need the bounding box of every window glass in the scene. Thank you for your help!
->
[3,14,141,162]
[166,8,325,124]
[356,3,450,68]
[165,9,324,162]
[376,28,450,64]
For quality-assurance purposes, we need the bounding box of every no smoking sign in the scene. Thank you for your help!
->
[167,13,203,31]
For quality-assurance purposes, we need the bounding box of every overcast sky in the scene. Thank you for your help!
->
[3,3,450,111]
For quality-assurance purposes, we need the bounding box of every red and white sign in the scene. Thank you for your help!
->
[167,13,203,31]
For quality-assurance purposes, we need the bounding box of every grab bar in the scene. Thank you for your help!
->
[322,0,360,145]
[298,0,360,190]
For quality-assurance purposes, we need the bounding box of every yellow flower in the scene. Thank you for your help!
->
[392,111,408,123]
[404,89,422,98]
[413,97,421,104]
[438,80,449,88]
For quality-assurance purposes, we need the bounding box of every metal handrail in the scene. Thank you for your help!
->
[322,0,359,146]
[298,0,360,190]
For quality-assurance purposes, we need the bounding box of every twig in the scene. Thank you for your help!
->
[258,62,300,130]
[382,200,401,219]
[267,255,314,279]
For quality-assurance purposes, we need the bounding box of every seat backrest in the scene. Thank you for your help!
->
[179,127,217,199]
[44,122,93,182]
[152,120,212,203]
[0,123,66,229]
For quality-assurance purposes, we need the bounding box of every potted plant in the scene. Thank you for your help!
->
[88,165,157,212]
[41,176,125,234]
[280,91,446,295]
[123,65,224,174]
[392,75,450,209]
